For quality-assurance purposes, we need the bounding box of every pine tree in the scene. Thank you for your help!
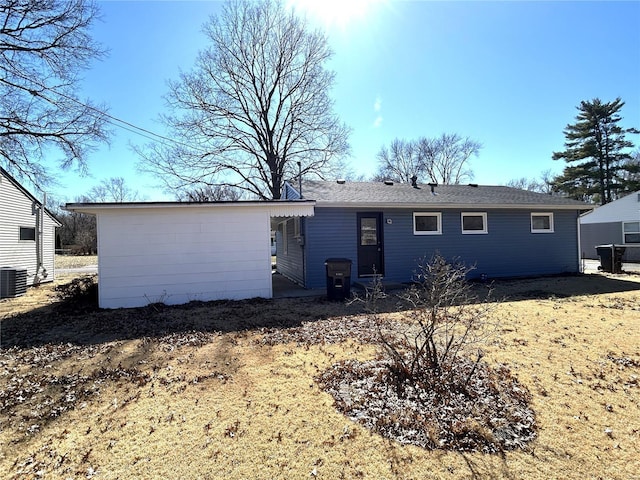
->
[552,98,638,204]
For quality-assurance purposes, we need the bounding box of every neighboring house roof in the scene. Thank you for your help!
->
[580,191,640,224]
[292,180,591,210]
[0,167,62,226]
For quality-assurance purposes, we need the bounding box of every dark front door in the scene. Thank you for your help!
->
[357,212,384,277]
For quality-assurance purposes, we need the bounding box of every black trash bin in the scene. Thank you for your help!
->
[325,258,352,300]
[596,245,626,273]
[596,245,613,273]
[613,245,626,274]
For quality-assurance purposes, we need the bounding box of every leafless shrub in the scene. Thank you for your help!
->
[55,275,97,303]
[53,275,99,315]
[369,254,498,396]
[319,254,535,452]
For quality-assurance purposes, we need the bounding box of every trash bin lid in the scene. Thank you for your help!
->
[325,258,352,264]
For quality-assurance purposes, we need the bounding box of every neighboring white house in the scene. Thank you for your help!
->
[0,167,61,293]
[65,200,314,308]
[580,191,640,261]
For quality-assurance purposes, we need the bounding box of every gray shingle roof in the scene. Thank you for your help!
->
[297,181,590,209]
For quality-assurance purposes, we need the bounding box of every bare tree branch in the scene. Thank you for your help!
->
[375,139,421,183]
[176,184,243,202]
[374,134,480,185]
[88,177,140,202]
[0,0,110,187]
[137,0,350,200]
[418,133,479,185]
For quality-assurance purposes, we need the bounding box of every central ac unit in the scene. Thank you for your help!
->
[0,267,28,298]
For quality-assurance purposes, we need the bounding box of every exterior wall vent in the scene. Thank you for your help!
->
[0,268,28,298]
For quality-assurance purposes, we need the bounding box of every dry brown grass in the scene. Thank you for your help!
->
[55,254,98,270]
[0,271,639,479]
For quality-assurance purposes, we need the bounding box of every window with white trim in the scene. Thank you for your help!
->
[531,212,554,233]
[461,212,487,234]
[623,221,640,244]
[413,212,442,235]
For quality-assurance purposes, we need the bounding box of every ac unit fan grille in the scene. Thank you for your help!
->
[0,268,28,298]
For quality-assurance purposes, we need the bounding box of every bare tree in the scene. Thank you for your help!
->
[137,0,350,200]
[0,0,110,186]
[374,134,480,185]
[418,134,480,184]
[58,195,96,254]
[176,184,243,202]
[506,169,555,194]
[58,178,139,251]
[375,139,422,183]
[88,177,140,202]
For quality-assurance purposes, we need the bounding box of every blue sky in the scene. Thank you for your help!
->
[49,0,640,202]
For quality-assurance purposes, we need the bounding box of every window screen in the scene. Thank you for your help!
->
[413,212,441,235]
[19,227,35,241]
[531,213,554,233]
[623,222,640,244]
[461,213,487,233]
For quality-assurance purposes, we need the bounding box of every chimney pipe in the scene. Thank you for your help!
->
[428,182,437,193]
[297,161,302,198]
[411,175,418,188]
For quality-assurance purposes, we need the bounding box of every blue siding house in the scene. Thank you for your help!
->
[276,180,590,288]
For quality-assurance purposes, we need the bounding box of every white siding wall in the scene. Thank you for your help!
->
[96,206,273,308]
[0,173,57,286]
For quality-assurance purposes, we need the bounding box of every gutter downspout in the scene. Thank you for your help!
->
[34,193,48,284]
[577,212,583,274]
[297,161,305,287]
[301,216,306,288]
[34,201,41,284]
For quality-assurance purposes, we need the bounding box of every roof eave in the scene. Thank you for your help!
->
[314,201,590,210]
[1,167,62,225]
[64,199,316,216]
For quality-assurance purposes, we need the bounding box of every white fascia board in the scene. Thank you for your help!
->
[314,202,591,211]
[65,200,315,217]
